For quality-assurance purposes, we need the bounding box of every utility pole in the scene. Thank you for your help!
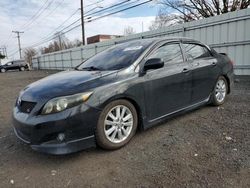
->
[1,46,8,58]
[12,31,24,59]
[80,0,85,45]
[0,48,3,56]
[58,35,62,50]
[4,46,7,58]
[183,0,186,22]
[55,32,63,50]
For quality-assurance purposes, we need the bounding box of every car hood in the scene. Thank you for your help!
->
[21,70,118,101]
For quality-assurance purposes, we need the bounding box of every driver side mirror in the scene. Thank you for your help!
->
[144,58,164,71]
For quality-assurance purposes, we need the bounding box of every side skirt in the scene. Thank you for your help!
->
[143,96,210,130]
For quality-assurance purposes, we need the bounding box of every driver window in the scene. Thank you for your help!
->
[147,43,184,65]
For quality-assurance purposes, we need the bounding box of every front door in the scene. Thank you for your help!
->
[143,42,192,122]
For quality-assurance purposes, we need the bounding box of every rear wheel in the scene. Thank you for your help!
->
[20,67,25,71]
[96,99,138,150]
[0,68,6,73]
[211,76,228,106]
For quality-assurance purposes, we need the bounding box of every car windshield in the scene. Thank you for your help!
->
[77,40,152,71]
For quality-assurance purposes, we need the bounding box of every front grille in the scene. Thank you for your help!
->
[18,100,36,113]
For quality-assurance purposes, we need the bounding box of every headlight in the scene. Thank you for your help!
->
[41,92,93,115]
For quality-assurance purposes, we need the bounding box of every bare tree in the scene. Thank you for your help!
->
[73,39,82,47]
[54,32,69,50]
[66,39,82,48]
[149,10,183,30]
[157,0,250,21]
[41,31,83,54]
[124,26,136,35]
[24,48,37,68]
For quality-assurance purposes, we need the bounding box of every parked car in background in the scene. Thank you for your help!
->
[13,37,234,155]
[0,59,29,73]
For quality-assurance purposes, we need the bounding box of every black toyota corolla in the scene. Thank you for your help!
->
[13,37,234,154]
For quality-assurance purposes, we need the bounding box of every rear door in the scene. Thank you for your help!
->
[13,61,21,70]
[182,42,220,103]
[143,41,192,121]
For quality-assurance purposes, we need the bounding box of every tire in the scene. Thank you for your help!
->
[96,99,138,150]
[0,68,6,73]
[20,67,25,71]
[211,76,228,106]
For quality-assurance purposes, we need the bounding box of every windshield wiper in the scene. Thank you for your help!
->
[80,66,101,71]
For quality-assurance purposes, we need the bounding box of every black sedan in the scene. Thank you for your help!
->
[13,37,234,154]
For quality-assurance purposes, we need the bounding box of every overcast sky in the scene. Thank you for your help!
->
[0,0,160,59]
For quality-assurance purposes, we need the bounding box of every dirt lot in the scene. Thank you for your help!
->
[0,70,249,188]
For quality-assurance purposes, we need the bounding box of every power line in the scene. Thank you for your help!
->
[85,0,105,8]
[42,8,80,39]
[40,0,137,40]
[17,0,153,50]
[8,49,19,58]
[53,0,152,37]
[19,0,50,29]
[2,33,13,47]
[24,0,102,32]
[50,0,139,34]
[87,0,152,22]
[24,0,66,31]
[3,0,56,50]
[55,18,80,34]
[44,0,65,18]
[5,0,105,53]
[21,0,55,30]
[18,0,138,49]
[85,0,132,18]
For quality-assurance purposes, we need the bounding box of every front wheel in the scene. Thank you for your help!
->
[96,99,138,150]
[211,76,228,106]
[0,68,6,73]
[20,67,25,71]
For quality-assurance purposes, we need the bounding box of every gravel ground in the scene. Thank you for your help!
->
[0,70,249,188]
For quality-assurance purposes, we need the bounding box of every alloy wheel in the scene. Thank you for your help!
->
[215,79,227,103]
[104,105,133,144]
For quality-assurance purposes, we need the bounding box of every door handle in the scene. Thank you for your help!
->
[182,68,190,73]
[212,62,217,66]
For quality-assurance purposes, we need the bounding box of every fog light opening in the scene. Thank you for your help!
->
[57,133,65,142]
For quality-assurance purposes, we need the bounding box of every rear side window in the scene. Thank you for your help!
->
[147,43,184,65]
[183,43,211,61]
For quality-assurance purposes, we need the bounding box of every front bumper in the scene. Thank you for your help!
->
[13,104,101,155]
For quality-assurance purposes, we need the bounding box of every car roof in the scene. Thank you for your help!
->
[152,36,201,43]
[119,37,201,46]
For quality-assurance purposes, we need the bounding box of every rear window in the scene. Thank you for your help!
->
[183,43,211,60]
